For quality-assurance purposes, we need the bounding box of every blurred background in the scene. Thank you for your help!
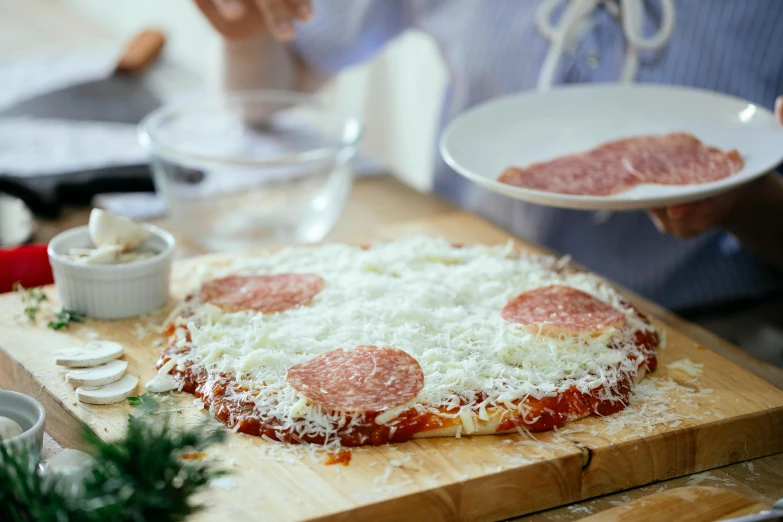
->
[0,0,446,200]
[63,0,449,192]
[0,0,461,262]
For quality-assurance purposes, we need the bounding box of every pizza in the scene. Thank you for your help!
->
[498,132,744,196]
[157,237,659,453]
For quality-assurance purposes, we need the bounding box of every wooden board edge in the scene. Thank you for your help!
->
[0,344,96,451]
[580,405,783,499]
[312,452,585,522]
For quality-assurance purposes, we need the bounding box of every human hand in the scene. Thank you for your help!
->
[648,183,755,238]
[193,0,312,41]
[648,95,783,238]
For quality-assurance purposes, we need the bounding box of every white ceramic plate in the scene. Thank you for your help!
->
[440,84,783,210]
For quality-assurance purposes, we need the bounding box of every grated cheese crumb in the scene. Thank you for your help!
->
[667,358,704,378]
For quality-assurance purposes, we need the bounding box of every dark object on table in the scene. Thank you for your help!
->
[0,30,165,218]
[0,164,154,219]
[0,30,165,124]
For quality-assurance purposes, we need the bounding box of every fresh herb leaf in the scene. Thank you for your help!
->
[14,282,48,323]
[47,309,86,331]
[127,393,159,413]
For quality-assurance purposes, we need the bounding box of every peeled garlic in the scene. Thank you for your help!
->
[88,208,150,252]
[0,416,24,440]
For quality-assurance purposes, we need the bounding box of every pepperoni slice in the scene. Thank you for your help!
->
[200,274,323,313]
[502,285,625,332]
[285,346,425,412]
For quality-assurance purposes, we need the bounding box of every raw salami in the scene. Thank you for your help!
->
[502,285,625,332]
[498,133,744,196]
[200,274,324,313]
[285,345,425,412]
[499,154,636,196]
[622,136,744,185]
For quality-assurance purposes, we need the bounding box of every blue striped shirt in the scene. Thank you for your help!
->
[292,0,783,311]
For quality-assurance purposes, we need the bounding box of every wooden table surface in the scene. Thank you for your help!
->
[3,1,783,519]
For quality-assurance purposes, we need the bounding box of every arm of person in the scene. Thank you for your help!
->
[195,0,409,94]
[649,96,783,272]
[219,32,326,93]
[194,0,326,93]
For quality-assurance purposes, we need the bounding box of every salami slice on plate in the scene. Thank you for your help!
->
[286,345,425,412]
[498,133,744,196]
[440,84,783,210]
[502,285,625,334]
[200,273,324,313]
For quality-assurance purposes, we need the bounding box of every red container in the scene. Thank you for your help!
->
[0,244,53,293]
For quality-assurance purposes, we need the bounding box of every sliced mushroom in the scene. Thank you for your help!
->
[76,374,138,405]
[65,360,127,387]
[55,341,124,368]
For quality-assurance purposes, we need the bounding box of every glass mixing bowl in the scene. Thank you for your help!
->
[138,91,362,251]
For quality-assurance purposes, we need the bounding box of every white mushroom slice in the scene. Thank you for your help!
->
[76,374,138,405]
[55,341,124,368]
[44,449,95,476]
[66,360,128,387]
[145,374,178,393]
[0,416,24,440]
[89,208,150,252]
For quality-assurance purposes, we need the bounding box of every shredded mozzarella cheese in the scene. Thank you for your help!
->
[166,236,657,444]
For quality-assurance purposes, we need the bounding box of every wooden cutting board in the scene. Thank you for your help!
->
[1,213,783,522]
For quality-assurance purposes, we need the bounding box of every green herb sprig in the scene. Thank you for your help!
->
[0,395,226,522]
[14,282,86,331]
[13,283,48,323]
[47,309,86,331]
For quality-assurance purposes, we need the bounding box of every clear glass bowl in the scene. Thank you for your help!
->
[138,91,362,251]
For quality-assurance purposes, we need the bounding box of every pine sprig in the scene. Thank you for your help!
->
[0,396,226,521]
[0,444,70,522]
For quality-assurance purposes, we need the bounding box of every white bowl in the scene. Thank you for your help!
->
[0,390,46,463]
[48,225,175,319]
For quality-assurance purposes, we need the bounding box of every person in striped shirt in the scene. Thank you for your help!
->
[194,0,783,364]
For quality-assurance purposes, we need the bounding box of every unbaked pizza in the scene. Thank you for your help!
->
[157,237,659,452]
[498,133,743,195]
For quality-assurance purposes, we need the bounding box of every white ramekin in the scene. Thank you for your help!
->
[47,225,175,319]
[0,390,46,463]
